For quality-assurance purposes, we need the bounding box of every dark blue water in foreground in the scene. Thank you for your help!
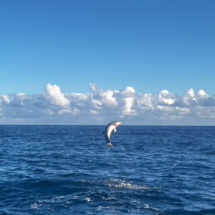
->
[0,126,214,215]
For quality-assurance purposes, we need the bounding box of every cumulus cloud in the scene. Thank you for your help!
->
[45,83,70,106]
[0,83,214,125]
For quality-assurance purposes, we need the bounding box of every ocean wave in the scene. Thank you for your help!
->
[1,125,214,214]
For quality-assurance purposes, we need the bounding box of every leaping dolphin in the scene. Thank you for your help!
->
[103,121,122,148]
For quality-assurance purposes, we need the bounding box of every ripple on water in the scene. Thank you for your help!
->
[0,125,214,215]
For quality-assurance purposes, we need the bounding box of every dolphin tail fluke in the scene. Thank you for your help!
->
[107,142,113,148]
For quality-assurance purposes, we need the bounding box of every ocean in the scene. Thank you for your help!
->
[0,125,214,215]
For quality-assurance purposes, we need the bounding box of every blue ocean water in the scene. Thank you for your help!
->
[0,125,214,215]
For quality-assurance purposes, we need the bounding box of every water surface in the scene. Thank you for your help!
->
[0,125,214,214]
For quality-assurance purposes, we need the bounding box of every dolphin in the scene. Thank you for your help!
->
[103,121,122,147]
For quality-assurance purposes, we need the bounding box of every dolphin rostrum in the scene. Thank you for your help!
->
[103,121,122,148]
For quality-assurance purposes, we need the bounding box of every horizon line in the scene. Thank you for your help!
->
[0,124,214,127]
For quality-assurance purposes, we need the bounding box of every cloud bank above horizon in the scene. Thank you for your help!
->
[0,83,214,125]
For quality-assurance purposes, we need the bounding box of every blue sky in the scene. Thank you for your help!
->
[0,1,215,125]
[0,0,214,95]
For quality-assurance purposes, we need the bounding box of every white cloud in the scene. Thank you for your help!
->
[45,83,70,106]
[197,89,207,97]
[121,86,135,94]
[1,95,10,104]
[0,83,214,125]
[89,83,97,92]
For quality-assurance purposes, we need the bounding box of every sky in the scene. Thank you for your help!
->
[0,0,214,125]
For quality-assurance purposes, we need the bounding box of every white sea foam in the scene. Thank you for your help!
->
[131,200,140,204]
[101,196,117,201]
[144,204,150,208]
[31,203,41,209]
[104,179,150,190]
[85,197,93,202]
